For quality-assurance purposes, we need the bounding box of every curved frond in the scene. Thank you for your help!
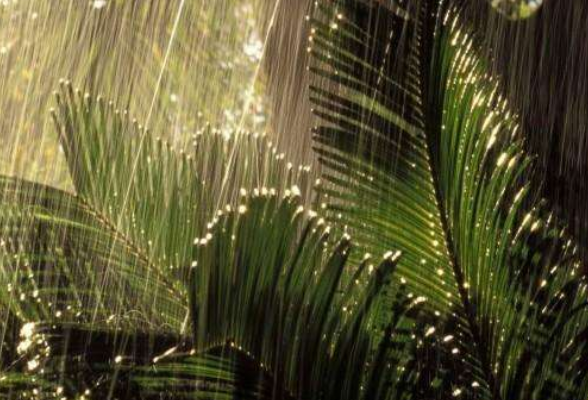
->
[3,82,319,399]
[0,176,187,397]
[191,191,422,400]
[0,175,185,332]
[51,83,310,275]
[309,1,588,398]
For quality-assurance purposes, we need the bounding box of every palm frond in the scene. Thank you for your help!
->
[9,321,186,398]
[0,372,52,399]
[1,86,319,398]
[191,190,422,400]
[0,175,185,332]
[3,191,422,400]
[1,75,328,398]
[309,1,588,398]
[0,176,188,398]
[51,82,310,277]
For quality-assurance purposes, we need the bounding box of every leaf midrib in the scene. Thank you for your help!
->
[417,4,502,398]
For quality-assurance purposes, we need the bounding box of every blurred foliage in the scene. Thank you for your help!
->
[0,0,270,188]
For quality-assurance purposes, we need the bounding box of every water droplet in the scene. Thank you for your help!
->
[92,0,107,9]
[243,32,263,62]
[488,0,543,20]
[27,359,39,371]
[496,152,508,167]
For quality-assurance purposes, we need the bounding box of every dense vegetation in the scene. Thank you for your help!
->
[1,0,587,399]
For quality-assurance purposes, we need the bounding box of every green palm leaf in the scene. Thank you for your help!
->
[0,175,185,331]
[5,191,421,400]
[190,190,425,400]
[0,177,186,398]
[1,88,314,398]
[130,350,274,399]
[1,1,586,399]
[51,82,310,276]
[309,1,588,398]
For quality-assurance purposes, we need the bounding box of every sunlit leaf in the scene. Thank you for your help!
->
[310,0,588,398]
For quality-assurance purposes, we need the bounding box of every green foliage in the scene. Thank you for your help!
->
[309,0,588,398]
[0,175,185,331]
[1,85,312,397]
[190,190,409,400]
[0,1,587,399]
[3,79,415,399]
[52,81,300,277]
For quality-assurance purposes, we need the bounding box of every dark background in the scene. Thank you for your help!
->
[463,0,588,262]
